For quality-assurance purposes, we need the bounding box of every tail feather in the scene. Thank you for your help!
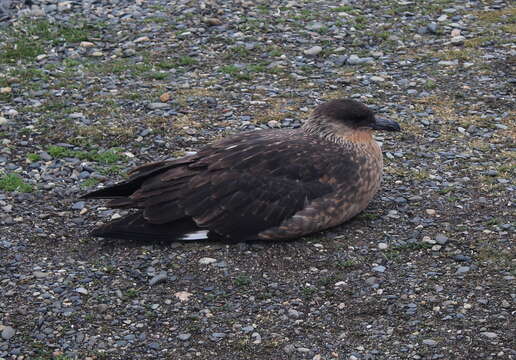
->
[91,212,215,241]
[81,160,183,199]
[81,181,141,199]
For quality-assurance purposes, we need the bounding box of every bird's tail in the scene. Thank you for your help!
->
[91,212,212,242]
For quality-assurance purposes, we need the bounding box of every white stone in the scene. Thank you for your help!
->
[304,46,323,56]
[451,36,466,45]
[174,291,193,301]
[134,36,150,43]
[198,257,217,265]
[481,332,498,339]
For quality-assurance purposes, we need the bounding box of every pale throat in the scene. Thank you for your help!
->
[302,118,375,145]
[340,128,374,144]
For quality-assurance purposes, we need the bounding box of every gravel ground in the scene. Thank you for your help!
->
[0,0,515,359]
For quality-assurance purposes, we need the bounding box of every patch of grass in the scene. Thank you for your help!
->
[8,67,48,82]
[220,65,240,75]
[257,4,269,14]
[475,8,516,25]
[97,165,125,176]
[424,79,437,89]
[332,5,353,12]
[46,146,124,164]
[383,242,434,262]
[27,153,41,162]
[132,63,153,75]
[125,288,139,298]
[156,61,176,70]
[0,173,33,192]
[439,49,477,61]
[0,19,102,63]
[359,212,380,220]
[146,72,168,80]
[234,275,251,287]
[142,16,168,24]
[46,145,70,158]
[0,38,44,63]
[464,36,494,48]
[268,47,282,57]
[220,65,252,80]
[502,23,516,34]
[354,15,367,29]
[230,45,251,58]
[484,218,499,226]
[81,178,100,188]
[336,259,358,269]
[438,187,455,195]
[177,56,198,66]
[301,286,317,297]
[247,63,267,73]
[394,242,433,251]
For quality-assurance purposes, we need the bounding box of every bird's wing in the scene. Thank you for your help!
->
[130,132,360,240]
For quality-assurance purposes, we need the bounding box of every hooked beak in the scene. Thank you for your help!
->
[371,117,401,132]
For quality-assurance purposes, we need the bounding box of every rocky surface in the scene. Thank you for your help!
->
[0,0,514,359]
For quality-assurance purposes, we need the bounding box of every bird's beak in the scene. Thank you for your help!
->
[371,117,401,132]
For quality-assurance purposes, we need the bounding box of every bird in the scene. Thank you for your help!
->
[82,98,401,242]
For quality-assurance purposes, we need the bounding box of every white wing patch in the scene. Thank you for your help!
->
[180,230,209,240]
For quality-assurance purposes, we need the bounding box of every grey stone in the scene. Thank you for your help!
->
[148,342,160,350]
[75,287,88,295]
[423,339,437,346]
[372,265,386,273]
[480,332,498,339]
[148,103,170,110]
[347,55,362,65]
[451,35,466,45]
[333,55,348,66]
[427,22,438,34]
[284,344,295,354]
[435,234,449,244]
[241,325,254,333]
[288,308,302,318]
[304,46,322,56]
[149,272,168,286]
[33,271,48,278]
[306,22,325,31]
[456,266,470,274]
[210,332,225,341]
[1,326,15,340]
[177,333,191,341]
[71,201,85,210]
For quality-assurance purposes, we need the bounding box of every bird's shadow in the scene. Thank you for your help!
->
[95,234,301,250]
[92,216,367,251]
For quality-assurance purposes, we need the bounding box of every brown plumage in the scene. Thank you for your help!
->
[82,98,401,241]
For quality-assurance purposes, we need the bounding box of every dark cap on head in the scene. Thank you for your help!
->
[315,99,401,132]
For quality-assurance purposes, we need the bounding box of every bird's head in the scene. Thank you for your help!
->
[304,99,401,143]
